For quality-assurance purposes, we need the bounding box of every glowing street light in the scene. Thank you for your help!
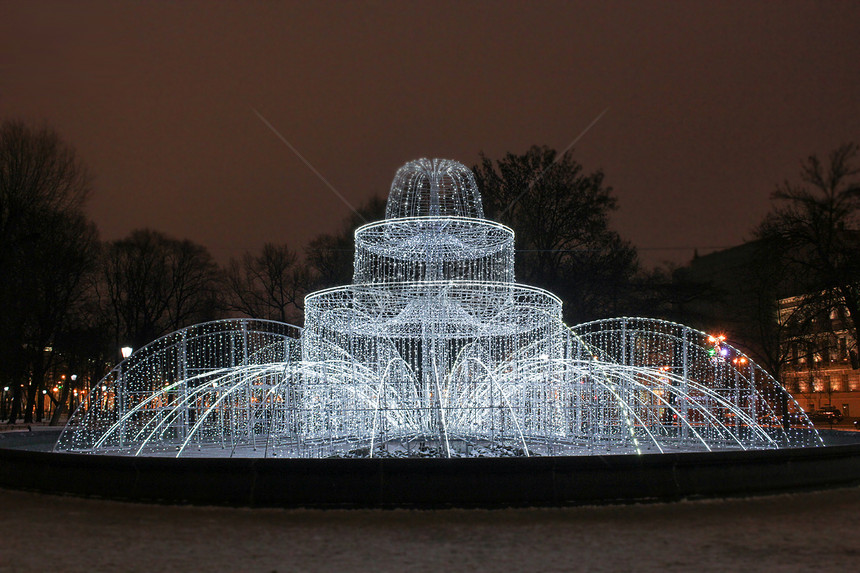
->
[707,334,727,358]
[121,346,133,359]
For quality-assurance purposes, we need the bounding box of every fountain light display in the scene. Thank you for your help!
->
[56,159,821,458]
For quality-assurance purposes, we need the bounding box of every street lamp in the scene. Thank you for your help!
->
[118,347,133,443]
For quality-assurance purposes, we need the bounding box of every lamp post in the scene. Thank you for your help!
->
[68,374,78,418]
[118,347,133,447]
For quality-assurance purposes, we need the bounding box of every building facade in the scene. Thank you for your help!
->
[778,294,860,417]
[675,241,860,420]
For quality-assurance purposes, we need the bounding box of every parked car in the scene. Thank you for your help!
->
[809,406,844,424]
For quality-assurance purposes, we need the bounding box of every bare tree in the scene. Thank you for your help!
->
[24,211,99,422]
[473,146,638,323]
[100,229,223,349]
[305,195,386,290]
[0,121,90,251]
[757,143,860,373]
[0,120,97,423]
[225,243,307,324]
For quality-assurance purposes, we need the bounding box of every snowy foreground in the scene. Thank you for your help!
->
[1,486,859,572]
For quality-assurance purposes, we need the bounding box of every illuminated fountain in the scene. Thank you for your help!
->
[56,159,820,458]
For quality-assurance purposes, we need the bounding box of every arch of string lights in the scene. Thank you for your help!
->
[56,159,821,458]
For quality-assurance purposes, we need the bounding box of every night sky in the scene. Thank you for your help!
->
[3,1,859,267]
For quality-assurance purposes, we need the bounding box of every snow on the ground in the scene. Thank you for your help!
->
[1,486,859,572]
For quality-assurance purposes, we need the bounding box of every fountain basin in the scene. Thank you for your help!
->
[3,430,859,508]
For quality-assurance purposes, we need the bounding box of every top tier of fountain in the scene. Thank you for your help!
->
[385,158,485,219]
[353,159,515,284]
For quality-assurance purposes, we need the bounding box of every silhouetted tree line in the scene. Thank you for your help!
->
[1,118,856,424]
[1,121,99,424]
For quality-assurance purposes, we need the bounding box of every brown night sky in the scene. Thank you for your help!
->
[2,0,859,267]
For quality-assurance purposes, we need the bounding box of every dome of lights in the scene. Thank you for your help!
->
[56,159,821,458]
[385,158,484,219]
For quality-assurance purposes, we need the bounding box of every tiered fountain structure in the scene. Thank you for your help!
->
[56,159,820,458]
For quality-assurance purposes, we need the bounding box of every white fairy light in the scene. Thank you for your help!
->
[55,159,822,458]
